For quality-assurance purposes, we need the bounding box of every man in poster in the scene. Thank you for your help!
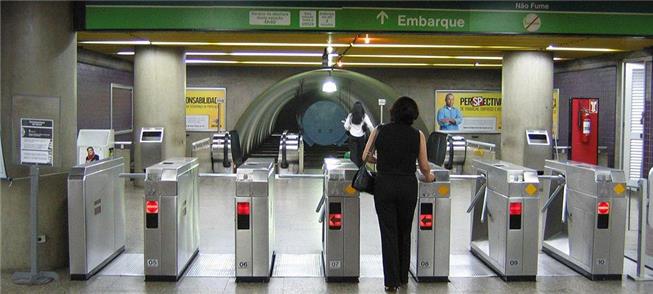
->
[437,93,463,130]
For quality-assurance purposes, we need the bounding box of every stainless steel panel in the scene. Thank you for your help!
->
[541,160,627,279]
[252,196,271,277]
[68,158,126,279]
[235,197,253,277]
[343,196,360,277]
[144,158,200,280]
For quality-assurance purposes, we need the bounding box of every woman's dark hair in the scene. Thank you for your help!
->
[390,96,419,125]
[351,101,365,124]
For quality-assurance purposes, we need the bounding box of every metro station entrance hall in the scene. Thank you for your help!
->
[2,1,653,293]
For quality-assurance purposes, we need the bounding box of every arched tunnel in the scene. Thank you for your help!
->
[234,69,428,166]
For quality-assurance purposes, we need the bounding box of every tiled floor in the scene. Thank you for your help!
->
[2,174,653,293]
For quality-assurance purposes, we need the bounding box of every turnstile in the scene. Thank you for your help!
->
[235,159,275,282]
[319,158,360,282]
[68,158,126,280]
[541,160,627,280]
[468,159,541,281]
[277,131,304,174]
[444,135,466,174]
[144,158,200,281]
[211,132,235,173]
[410,163,451,282]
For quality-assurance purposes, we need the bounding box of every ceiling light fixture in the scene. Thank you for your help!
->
[185,51,339,57]
[80,40,151,45]
[116,51,135,56]
[351,44,531,50]
[345,54,502,60]
[546,45,620,52]
[185,59,321,66]
[322,70,337,93]
[364,34,370,44]
[151,41,349,47]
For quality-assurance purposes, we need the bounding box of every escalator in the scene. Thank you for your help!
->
[246,134,349,169]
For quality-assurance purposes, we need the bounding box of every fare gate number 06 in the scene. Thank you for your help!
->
[147,259,159,267]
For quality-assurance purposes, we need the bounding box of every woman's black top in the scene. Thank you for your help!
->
[375,123,420,176]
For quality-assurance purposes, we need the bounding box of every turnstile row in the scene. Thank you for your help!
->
[68,157,629,283]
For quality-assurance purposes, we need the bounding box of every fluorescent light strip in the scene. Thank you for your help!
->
[341,62,431,66]
[185,59,321,65]
[352,44,530,50]
[152,41,349,47]
[546,45,619,52]
[116,51,135,56]
[186,60,239,64]
[346,54,502,60]
[80,40,150,45]
[185,52,338,57]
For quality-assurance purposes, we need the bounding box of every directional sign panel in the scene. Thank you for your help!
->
[84,5,653,36]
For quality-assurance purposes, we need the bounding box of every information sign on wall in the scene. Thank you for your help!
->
[185,88,226,132]
[20,118,54,166]
[435,90,502,131]
[552,88,560,139]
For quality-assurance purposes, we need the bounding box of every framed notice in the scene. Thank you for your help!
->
[20,118,54,166]
[435,90,502,131]
[552,88,560,139]
[185,87,226,132]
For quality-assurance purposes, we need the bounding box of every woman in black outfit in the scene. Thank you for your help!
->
[362,96,435,291]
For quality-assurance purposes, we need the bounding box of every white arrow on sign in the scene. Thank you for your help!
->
[376,11,388,24]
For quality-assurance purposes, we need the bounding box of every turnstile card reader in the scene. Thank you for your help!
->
[468,159,541,281]
[523,130,551,174]
[68,158,126,280]
[410,163,451,282]
[235,160,275,282]
[139,128,164,171]
[144,158,200,281]
[321,158,360,282]
[541,160,627,280]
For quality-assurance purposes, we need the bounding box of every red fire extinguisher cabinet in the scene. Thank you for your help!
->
[569,97,599,164]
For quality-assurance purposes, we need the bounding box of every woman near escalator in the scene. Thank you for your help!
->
[361,96,435,291]
[344,101,374,167]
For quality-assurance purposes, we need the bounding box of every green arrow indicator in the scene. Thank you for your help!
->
[376,10,389,24]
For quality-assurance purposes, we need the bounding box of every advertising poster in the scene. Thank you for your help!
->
[552,88,560,139]
[435,90,502,131]
[20,118,54,166]
[186,88,226,131]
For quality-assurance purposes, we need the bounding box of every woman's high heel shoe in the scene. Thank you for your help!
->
[385,286,398,292]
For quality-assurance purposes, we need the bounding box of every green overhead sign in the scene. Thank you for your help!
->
[84,5,653,36]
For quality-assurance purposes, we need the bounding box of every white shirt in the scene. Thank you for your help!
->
[344,113,374,137]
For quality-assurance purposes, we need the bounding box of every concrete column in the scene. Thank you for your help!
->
[1,2,77,270]
[133,47,186,172]
[501,51,554,165]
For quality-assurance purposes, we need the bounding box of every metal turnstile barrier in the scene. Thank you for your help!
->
[211,132,235,173]
[541,160,627,280]
[144,158,200,281]
[628,168,653,281]
[235,159,276,282]
[467,159,541,281]
[68,158,126,280]
[444,135,466,174]
[410,163,451,282]
[277,131,304,174]
[318,158,360,282]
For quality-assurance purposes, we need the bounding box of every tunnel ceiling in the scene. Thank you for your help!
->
[233,69,429,154]
[78,31,653,68]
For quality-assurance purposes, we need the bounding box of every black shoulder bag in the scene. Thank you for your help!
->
[351,125,381,194]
